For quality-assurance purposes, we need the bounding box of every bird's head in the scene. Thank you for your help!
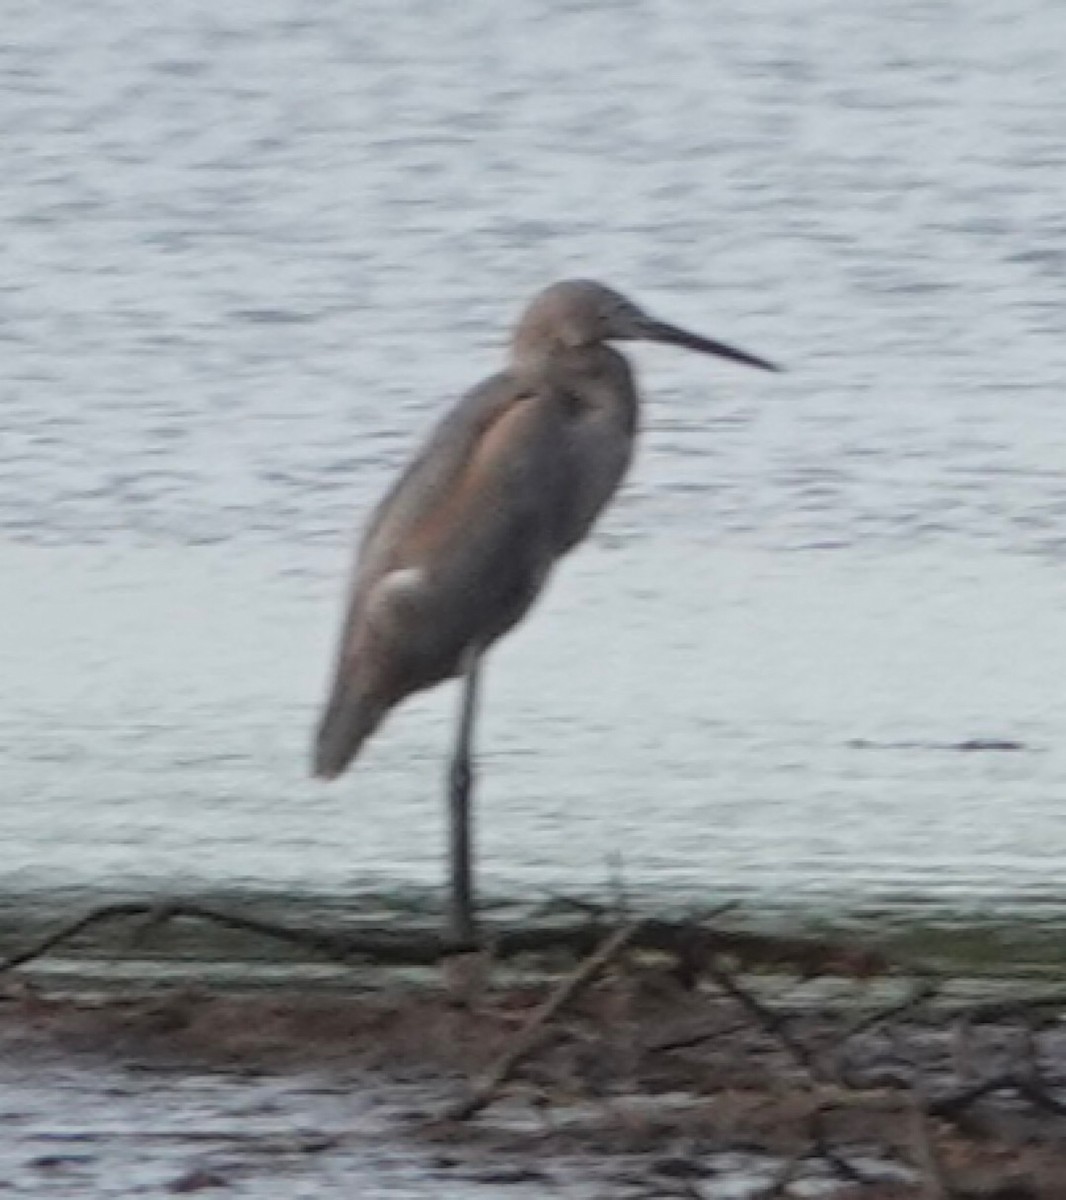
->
[511,279,779,372]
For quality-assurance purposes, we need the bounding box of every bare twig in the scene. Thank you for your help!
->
[646,1019,750,1053]
[839,977,942,1042]
[0,901,363,974]
[0,901,887,980]
[1014,1077,1066,1117]
[953,993,1066,1024]
[806,1105,874,1184]
[749,1105,874,1196]
[444,923,639,1121]
[928,1071,1066,1121]
[703,957,827,1081]
[909,1098,954,1199]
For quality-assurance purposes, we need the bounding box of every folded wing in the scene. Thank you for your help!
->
[313,374,575,778]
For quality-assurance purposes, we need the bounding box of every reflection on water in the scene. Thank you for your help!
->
[1,0,1065,943]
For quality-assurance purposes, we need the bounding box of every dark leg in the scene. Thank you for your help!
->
[447,654,481,947]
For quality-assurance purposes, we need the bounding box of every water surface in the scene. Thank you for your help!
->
[2,0,1065,941]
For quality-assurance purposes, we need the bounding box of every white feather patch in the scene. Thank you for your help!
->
[364,567,426,631]
[378,567,425,596]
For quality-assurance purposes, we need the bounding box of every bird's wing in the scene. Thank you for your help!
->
[315,372,618,778]
[353,371,531,585]
[330,373,573,681]
[316,375,569,777]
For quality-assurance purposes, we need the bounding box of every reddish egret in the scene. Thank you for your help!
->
[314,280,778,944]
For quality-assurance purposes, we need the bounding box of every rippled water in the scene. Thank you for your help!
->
[3,0,1066,935]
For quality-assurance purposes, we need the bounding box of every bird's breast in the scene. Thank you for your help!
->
[551,399,634,554]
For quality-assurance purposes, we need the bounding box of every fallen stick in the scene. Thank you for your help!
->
[703,957,828,1081]
[909,1097,955,1200]
[806,1105,873,1184]
[0,901,888,977]
[838,976,942,1042]
[929,1071,1066,1121]
[0,901,361,974]
[444,922,639,1122]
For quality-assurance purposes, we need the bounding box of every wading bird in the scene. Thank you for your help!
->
[314,280,777,944]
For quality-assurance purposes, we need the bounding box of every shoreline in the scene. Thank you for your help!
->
[5,914,1066,1198]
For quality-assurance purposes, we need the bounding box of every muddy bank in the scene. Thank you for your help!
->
[5,939,1066,1199]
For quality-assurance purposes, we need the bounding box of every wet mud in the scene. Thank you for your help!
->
[4,961,1066,1199]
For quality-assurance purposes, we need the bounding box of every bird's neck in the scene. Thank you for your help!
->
[509,339,608,375]
[508,344,639,435]
[509,331,567,371]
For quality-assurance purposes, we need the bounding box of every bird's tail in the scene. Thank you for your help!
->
[312,676,388,780]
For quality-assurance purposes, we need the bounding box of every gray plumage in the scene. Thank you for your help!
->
[314,279,777,781]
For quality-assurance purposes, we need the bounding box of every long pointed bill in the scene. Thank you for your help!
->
[639,317,780,373]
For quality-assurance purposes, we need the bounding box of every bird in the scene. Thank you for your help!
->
[313,280,778,945]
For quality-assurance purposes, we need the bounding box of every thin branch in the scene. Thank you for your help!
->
[0,902,363,974]
[0,902,888,980]
[806,1105,875,1185]
[703,957,828,1081]
[927,1072,1066,1121]
[646,1020,750,1053]
[444,923,639,1121]
[952,994,1066,1024]
[909,1098,955,1200]
[1014,1077,1066,1117]
[838,977,942,1042]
